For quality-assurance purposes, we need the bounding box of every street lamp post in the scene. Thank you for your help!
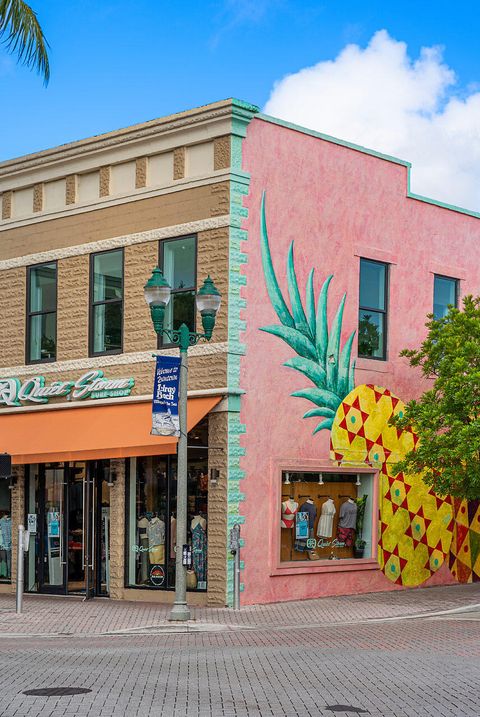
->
[144,268,221,621]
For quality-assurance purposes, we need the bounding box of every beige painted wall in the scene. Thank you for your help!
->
[0,183,229,261]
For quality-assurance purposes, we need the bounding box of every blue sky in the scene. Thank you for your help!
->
[2,1,480,209]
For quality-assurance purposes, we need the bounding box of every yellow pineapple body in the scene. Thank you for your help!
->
[330,384,453,586]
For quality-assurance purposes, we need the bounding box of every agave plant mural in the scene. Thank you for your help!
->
[260,192,356,433]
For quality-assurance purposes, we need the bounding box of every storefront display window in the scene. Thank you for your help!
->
[126,419,208,590]
[0,479,12,582]
[280,471,373,562]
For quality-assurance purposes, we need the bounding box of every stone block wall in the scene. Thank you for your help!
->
[109,458,126,600]
[207,409,228,605]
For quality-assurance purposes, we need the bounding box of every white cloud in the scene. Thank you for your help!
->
[264,30,480,212]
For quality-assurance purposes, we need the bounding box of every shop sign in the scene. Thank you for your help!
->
[149,565,165,587]
[151,356,180,437]
[306,538,346,549]
[0,370,135,407]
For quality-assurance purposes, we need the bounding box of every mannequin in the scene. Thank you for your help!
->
[337,498,357,547]
[281,497,299,528]
[191,514,207,589]
[294,498,317,554]
[0,513,11,579]
[147,514,165,565]
[317,497,336,538]
[137,515,150,583]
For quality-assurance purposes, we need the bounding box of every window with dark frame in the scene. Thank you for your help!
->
[90,249,124,356]
[433,274,458,320]
[26,262,57,364]
[158,236,197,347]
[358,258,388,360]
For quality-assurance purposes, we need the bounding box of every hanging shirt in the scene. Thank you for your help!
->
[0,517,12,550]
[147,518,165,547]
[338,501,358,530]
[299,501,317,529]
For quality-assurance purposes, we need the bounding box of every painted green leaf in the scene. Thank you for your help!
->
[306,268,316,338]
[303,407,335,419]
[337,330,356,398]
[316,275,333,364]
[260,192,295,328]
[287,242,313,340]
[259,193,357,435]
[260,325,318,361]
[348,359,356,393]
[284,357,327,387]
[326,293,346,392]
[313,418,334,434]
[291,387,341,412]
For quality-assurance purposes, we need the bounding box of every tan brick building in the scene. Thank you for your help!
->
[0,99,256,606]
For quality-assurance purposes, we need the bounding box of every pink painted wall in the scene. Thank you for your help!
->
[239,116,480,605]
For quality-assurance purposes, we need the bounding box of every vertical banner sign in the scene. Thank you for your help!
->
[152,356,181,437]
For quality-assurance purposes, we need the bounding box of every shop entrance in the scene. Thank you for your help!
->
[26,461,111,597]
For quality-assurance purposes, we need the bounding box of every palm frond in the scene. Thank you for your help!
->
[260,325,317,361]
[306,269,316,337]
[260,192,295,328]
[313,418,334,434]
[0,0,50,83]
[303,407,335,419]
[284,357,327,387]
[326,293,346,391]
[291,388,340,412]
[337,330,356,397]
[316,274,333,363]
[260,193,356,433]
[287,242,312,339]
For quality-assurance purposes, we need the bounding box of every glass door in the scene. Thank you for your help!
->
[67,462,87,594]
[40,464,67,593]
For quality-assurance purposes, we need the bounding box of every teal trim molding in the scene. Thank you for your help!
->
[225,100,258,605]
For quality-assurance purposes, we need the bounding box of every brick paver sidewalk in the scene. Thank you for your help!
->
[0,582,479,637]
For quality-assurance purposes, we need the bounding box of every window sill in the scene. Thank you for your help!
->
[271,558,379,576]
[355,358,390,373]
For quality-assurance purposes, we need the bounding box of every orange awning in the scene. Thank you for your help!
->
[0,396,221,464]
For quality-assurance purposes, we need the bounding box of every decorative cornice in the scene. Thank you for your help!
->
[0,100,258,180]
[0,215,230,271]
[0,171,230,231]
[0,342,229,378]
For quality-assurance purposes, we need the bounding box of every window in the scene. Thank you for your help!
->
[358,258,388,360]
[90,249,123,355]
[280,471,374,563]
[27,262,57,363]
[433,275,458,319]
[126,419,208,591]
[159,236,196,346]
[0,481,11,583]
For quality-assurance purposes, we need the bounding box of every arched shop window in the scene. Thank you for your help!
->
[126,418,209,591]
[280,471,374,563]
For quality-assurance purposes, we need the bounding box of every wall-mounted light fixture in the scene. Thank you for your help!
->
[107,470,118,488]
[210,468,219,486]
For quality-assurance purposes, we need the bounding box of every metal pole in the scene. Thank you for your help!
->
[16,524,24,615]
[169,333,191,621]
[234,543,241,611]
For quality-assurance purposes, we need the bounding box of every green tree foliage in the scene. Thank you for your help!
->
[0,0,49,83]
[391,295,480,500]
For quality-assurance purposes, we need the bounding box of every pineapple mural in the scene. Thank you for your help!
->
[260,193,478,586]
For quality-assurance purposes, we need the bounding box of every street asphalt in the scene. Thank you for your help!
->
[0,585,478,716]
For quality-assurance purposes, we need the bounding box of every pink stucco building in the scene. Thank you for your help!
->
[0,99,477,608]
[236,110,480,605]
